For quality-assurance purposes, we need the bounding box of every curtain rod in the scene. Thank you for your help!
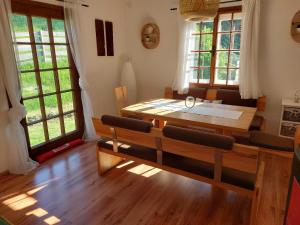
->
[170,0,242,11]
[56,0,89,7]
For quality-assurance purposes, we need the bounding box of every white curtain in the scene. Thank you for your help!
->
[239,0,263,99]
[64,0,97,140]
[172,14,196,94]
[0,0,38,174]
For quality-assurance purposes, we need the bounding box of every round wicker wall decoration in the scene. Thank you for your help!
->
[180,0,219,21]
[291,11,300,43]
[141,23,160,49]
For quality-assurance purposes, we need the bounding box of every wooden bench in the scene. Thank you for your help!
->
[93,115,265,225]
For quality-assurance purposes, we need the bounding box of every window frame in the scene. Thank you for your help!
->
[190,6,242,89]
[11,0,84,158]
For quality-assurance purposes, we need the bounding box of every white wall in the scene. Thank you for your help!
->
[126,0,178,100]
[126,0,300,134]
[259,0,300,133]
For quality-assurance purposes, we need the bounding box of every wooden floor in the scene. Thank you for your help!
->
[0,143,292,225]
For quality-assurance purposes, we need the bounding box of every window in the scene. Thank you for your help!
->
[11,0,84,157]
[189,7,242,87]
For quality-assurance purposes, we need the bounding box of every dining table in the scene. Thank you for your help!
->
[121,98,257,135]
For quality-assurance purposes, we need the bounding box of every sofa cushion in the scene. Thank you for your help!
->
[250,115,264,131]
[98,138,157,162]
[173,87,207,100]
[216,89,257,107]
[163,125,235,150]
[249,131,294,152]
[101,115,153,133]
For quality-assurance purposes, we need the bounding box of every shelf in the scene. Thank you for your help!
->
[279,134,294,140]
[282,98,300,107]
[281,120,300,125]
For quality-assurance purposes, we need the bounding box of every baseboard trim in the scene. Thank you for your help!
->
[0,171,9,178]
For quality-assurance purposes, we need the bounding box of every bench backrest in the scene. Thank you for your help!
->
[165,87,266,111]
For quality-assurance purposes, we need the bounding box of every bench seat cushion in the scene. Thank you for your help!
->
[98,138,157,162]
[250,131,294,152]
[250,115,264,131]
[163,152,254,190]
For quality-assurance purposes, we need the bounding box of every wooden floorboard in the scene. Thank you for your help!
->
[0,143,292,225]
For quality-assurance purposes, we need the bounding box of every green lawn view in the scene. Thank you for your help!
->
[20,60,76,147]
[192,16,241,84]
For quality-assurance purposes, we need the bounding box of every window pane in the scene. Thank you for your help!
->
[228,69,239,85]
[233,13,242,31]
[28,122,45,147]
[47,117,62,140]
[191,53,199,68]
[40,71,56,94]
[58,69,72,90]
[52,19,66,43]
[44,95,59,118]
[12,14,30,43]
[231,33,241,50]
[61,92,74,113]
[200,52,211,67]
[216,51,229,67]
[230,52,240,68]
[36,45,53,69]
[24,98,43,123]
[190,35,200,51]
[200,20,213,33]
[199,68,210,83]
[55,45,69,68]
[218,14,232,32]
[20,72,38,98]
[200,34,213,50]
[214,69,228,85]
[217,34,230,50]
[64,113,76,133]
[190,69,198,83]
[15,45,34,71]
[32,17,50,43]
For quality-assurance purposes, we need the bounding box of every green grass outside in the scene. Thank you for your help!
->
[20,59,77,147]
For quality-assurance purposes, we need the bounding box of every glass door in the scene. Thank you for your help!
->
[11,0,84,158]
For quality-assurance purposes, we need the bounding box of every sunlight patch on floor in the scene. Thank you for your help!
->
[2,194,37,210]
[44,216,61,225]
[128,164,162,177]
[128,164,154,175]
[142,168,162,177]
[26,208,48,217]
[27,184,48,195]
[116,161,134,168]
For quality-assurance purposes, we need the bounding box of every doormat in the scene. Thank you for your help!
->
[35,139,84,163]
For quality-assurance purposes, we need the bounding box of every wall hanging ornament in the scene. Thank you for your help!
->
[141,23,160,49]
[180,0,219,21]
[291,10,300,43]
